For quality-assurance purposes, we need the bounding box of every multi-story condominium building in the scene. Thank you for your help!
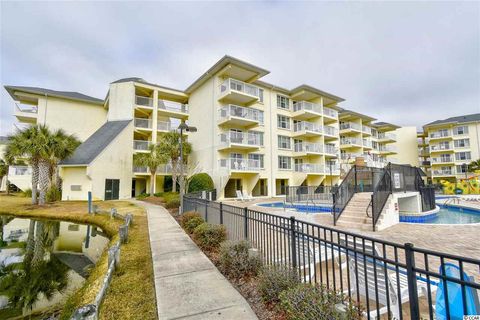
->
[421,113,480,183]
[3,55,417,200]
[338,109,399,169]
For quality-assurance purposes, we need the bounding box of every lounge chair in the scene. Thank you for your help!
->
[338,238,437,320]
[242,191,254,201]
[235,190,244,201]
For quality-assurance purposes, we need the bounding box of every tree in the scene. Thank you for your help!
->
[46,129,80,188]
[133,144,165,195]
[157,131,192,193]
[0,159,8,193]
[468,159,480,173]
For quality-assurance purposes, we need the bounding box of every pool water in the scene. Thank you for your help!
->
[401,206,480,224]
[257,202,332,213]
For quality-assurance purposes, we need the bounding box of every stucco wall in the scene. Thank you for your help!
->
[390,126,419,166]
[60,166,92,201]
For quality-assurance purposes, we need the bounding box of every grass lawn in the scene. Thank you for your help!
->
[0,194,157,320]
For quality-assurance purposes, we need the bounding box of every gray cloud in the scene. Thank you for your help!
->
[1,1,479,135]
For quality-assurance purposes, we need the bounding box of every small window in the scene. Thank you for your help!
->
[277,115,291,130]
[455,152,471,161]
[248,154,264,169]
[453,125,469,135]
[278,156,292,170]
[276,95,290,110]
[71,185,82,191]
[454,139,470,148]
[277,135,291,149]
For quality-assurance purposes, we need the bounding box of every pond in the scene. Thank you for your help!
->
[0,216,109,319]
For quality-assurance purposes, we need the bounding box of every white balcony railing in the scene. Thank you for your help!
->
[294,142,323,153]
[219,78,261,99]
[362,126,372,135]
[340,137,362,146]
[293,121,322,133]
[377,132,397,141]
[323,125,338,136]
[15,103,38,114]
[219,105,264,124]
[133,163,176,174]
[431,156,453,163]
[219,132,263,147]
[157,121,175,132]
[430,144,452,151]
[292,101,322,114]
[133,140,151,151]
[8,166,32,176]
[340,122,361,131]
[363,139,373,148]
[341,153,364,160]
[324,145,338,155]
[134,118,152,129]
[294,163,324,174]
[378,145,397,152]
[430,130,451,139]
[135,95,153,107]
[323,107,338,118]
[158,100,189,114]
[219,158,261,171]
[433,168,454,176]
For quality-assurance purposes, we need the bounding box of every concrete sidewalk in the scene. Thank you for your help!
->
[134,200,257,320]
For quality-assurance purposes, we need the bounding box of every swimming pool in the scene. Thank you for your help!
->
[400,205,480,224]
[256,201,332,213]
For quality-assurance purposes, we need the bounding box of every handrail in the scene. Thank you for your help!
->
[332,165,357,225]
[371,164,392,230]
[366,196,373,218]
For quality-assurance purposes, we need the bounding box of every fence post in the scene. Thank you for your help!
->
[371,194,375,231]
[290,216,297,268]
[205,200,208,222]
[243,207,248,240]
[88,191,92,214]
[219,202,223,225]
[405,243,420,319]
[354,165,358,192]
[332,193,336,225]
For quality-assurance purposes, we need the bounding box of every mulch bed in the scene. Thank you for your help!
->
[166,207,286,320]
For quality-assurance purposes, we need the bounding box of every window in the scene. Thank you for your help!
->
[278,156,291,170]
[456,165,467,173]
[248,154,264,169]
[454,139,470,148]
[259,89,264,103]
[248,131,264,146]
[278,135,291,149]
[277,115,291,130]
[453,125,469,135]
[455,152,471,161]
[276,95,290,110]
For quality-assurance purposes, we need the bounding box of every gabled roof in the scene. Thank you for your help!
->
[338,108,376,122]
[60,120,131,166]
[371,121,400,130]
[424,113,480,127]
[4,86,104,105]
[290,84,345,103]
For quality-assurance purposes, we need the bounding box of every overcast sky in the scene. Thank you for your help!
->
[1,1,479,136]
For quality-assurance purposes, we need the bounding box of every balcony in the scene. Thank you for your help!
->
[325,164,341,175]
[157,121,178,132]
[340,153,363,161]
[363,139,373,149]
[292,101,322,120]
[430,144,453,153]
[14,104,38,123]
[135,95,153,108]
[292,121,322,138]
[323,107,338,120]
[218,105,264,127]
[134,118,152,131]
[378,145,397,155]
[429,130,451,140]
[294,163,325,175]
[133,164,175,175]
[293,142,323,156]
[219,158,261,173]
[339,122,361,133]
[218,78,261,105]
[432,168,455,177]
[158,100,188,119]
[431,156,454,164]
[324,145,338,157]
[218,132,263,151]
[340,137,362,148]
[377,132,396,142]
[362,126,372,136]
[323,125,338,139]
[8,166,32,176]
[133,140,151,152]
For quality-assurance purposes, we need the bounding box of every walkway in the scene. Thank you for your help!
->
[134,200,257,320]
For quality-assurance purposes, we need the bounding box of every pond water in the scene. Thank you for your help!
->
[0,216,109,319]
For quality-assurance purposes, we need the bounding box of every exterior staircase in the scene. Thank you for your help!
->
[336,192,376,231]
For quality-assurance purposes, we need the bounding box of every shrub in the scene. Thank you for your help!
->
[183,216,204,234]
[165,198,180,209]
[136,193,150,199]
[46,187,62,202]
[279,284,363,320]
[22,188,32,198]
[258,265,301,304]
[192,223,227,251]
[153,192,164,197]
[188,173,214,193]
[218,240,262,279]
[180,211,203,229]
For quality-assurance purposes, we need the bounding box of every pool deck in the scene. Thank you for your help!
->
[223,197,480,261]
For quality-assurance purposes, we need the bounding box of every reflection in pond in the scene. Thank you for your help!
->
[0,216,109,318]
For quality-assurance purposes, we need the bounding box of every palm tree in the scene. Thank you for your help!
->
[133,144,166,195]
[46,129,80,188]
[157,131,192,193]
[0,159,8,193]
[468,159,480,172]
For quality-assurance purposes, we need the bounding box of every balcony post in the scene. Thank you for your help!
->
[152,91,159,144]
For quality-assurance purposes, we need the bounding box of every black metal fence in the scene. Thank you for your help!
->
[183,194,480,320]
[419,186,436,212]
[285,185,333,203]
[371,168,392,229]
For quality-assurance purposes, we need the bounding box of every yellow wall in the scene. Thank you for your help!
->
[390,126,419,166]
[60,166,92,201]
